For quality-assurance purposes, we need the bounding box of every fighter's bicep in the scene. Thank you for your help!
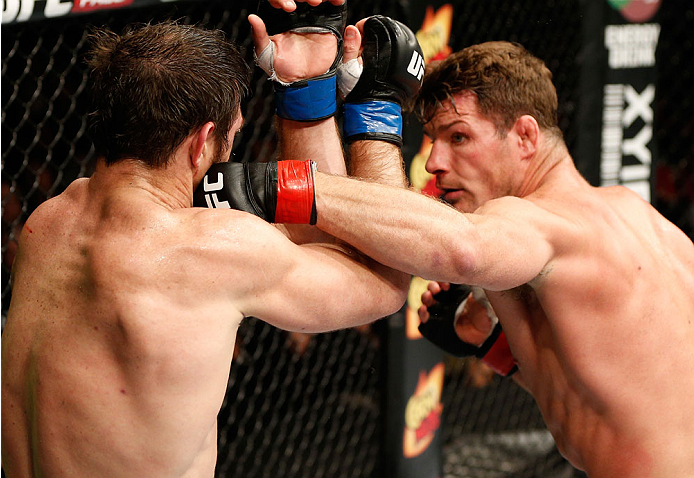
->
[244,241,383,332]
[191,210,377,332]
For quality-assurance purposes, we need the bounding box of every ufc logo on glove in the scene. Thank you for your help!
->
[202,173,231,209]
[407,51,425,81]
[194,161,317,225]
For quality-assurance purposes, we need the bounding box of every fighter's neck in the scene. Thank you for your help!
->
[89,158,193,210]
[516,144,577,198]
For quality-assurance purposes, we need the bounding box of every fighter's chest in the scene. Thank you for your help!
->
[484,285,552,366]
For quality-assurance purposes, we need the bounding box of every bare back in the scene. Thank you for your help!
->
[2,161,407,478]
[2,178,246,477]
[486,180,694,477]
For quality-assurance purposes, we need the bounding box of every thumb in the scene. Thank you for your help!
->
[343,25,361,63]
[248,14,270,55]
[337,25,363,98]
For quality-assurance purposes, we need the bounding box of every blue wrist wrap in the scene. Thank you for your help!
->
[274,76,337,122]
[343,101,402,139]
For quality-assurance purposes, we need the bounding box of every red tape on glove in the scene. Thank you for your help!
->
[481,330,518,376]
[275,160,316,224]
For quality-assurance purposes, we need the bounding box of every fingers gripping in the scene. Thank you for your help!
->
[253,0,348,121]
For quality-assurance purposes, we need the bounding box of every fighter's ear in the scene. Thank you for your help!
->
[190,122,215,170]
[512,115,540,160]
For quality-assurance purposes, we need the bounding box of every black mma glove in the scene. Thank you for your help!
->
[193,160,317,225]
[418,284,518,377]
[340,16,424,146]
[255,0,347,121]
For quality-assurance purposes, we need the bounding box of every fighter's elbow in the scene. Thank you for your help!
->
[397,271,411,296]
[388,265,410,299]
[386,274,409,314]
[359,272,408,322]
[445,240,478,283]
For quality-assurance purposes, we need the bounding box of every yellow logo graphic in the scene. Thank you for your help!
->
[402,363,445,458]
[415,4,453,63]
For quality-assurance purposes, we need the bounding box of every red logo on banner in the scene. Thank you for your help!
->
[402,363,444,458]
[607,0,661,22]
[72,0,134,14]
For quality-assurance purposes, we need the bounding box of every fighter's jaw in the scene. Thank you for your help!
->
[438,186,483,212]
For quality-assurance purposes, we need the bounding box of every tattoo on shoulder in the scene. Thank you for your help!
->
[499,264,552,302]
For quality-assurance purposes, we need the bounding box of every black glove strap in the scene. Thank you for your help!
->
[474,322,503,359]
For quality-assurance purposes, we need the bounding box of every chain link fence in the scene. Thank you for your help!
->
[2,0,691,477]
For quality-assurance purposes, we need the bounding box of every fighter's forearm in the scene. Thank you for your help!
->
[314,173,477,284]
[347,140,408,188]
[511,370,529,391]
[277,117,346,175]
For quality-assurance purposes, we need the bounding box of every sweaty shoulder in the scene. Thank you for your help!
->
[25,178,89,226]
[463,195,584,290]
[177,206,296,283]
[182,206,287,250]
[17,178,90,261]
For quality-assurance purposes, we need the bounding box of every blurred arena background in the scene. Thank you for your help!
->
[2,0,692,477]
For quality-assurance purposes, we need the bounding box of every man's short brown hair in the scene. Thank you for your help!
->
[87,21,251,167]
[412,41,562,138]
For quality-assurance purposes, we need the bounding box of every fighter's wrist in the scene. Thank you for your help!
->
[275,160,318,224]
[274,75,338,121]
[343,101,403,146]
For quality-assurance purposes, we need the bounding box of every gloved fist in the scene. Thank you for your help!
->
[418,283,518,377]
[194,160,317,225]
[340,16,424,146]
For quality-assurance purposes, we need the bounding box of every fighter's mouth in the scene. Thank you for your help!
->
[439,188,465,203]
